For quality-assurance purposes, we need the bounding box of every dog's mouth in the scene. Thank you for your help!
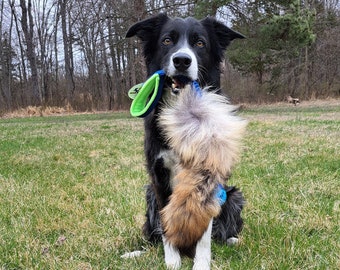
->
[166,75,192,94]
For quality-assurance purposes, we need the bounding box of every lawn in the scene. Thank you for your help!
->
[0,101,339,270]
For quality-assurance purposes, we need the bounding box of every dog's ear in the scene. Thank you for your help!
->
[126,13,169,40]
[201,17,245,50]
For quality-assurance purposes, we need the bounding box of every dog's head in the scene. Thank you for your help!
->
[126,13,244,92]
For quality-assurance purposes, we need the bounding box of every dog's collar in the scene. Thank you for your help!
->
[128,70,201,118]
[215,184,227,205]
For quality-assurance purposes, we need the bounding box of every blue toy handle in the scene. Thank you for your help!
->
[192,81,202,96]
[215,184,227,205]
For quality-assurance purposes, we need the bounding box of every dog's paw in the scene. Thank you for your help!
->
[163,237,181,270]
[227,237,239,246]
[165,254,181,270]
[165,248,181,270]
[193,259,210,270]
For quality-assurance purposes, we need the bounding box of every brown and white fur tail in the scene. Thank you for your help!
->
[159,86,247,250]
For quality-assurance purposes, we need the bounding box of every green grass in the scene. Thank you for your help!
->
[0,104,339,270]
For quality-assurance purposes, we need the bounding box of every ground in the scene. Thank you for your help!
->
[0,99,339,269]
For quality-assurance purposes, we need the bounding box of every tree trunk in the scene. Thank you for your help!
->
[99,19,112,110]
[10,0,27,106]
[0,0,6,109]
[19,0,41,106]
[8,1,14,109]
[107,17,116,110]
[59,0,74,104]
[53,2,60,103]
[67,5,75,96]
[10,0,27,86]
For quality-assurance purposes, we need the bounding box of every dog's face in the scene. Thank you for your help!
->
[126,13,244,91]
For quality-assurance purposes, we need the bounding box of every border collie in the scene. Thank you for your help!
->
[126,13,246,269]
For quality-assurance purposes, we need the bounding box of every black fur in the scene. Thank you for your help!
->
[213,186,245,242]
[126,13,245,249]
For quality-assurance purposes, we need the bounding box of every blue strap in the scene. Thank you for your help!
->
[156,70,166,76]
[192,80,202,96]
[215,184,227,205]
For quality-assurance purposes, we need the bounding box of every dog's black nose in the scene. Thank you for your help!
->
[173,52,192,72]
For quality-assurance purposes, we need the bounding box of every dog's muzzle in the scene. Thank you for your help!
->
[172,52,192,72]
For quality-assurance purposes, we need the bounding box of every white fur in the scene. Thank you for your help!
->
[193,219,213,270]
[163,235,181,270]
[167,46,199,80]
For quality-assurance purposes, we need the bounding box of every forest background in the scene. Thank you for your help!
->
[0,0,339,113]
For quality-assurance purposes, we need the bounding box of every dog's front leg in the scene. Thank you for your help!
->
[162,235,181,269]
[193,219,213,270]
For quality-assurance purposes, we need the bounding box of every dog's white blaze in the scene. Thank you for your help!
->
[162,235,181,270]
[168,46,199,80]
[193,219,213,270]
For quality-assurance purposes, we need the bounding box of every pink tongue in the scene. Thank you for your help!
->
[172,79,185,89]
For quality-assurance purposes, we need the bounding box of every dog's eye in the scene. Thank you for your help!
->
[162,38,173,46]
[196,40,205,48]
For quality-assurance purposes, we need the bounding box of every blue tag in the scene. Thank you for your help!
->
[192,81,202,96]
[215,184,227,205]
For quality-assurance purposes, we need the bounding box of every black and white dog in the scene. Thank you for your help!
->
[126,14,246,269]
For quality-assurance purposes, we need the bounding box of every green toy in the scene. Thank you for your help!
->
[129,70,202,118]
[129,70,165,118]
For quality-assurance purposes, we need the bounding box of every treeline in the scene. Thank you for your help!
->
[224,0,340,103]
[0,0,339,113]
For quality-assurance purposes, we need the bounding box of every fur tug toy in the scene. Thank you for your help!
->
[158,85,247,249]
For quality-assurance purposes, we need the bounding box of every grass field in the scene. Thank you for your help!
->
[0,101,339,270]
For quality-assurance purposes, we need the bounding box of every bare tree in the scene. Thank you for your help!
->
[19,0,41,105]
[59,0,75,104]
[33,0,57,104]
[0,0,6,110]
[53,1,60,103]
